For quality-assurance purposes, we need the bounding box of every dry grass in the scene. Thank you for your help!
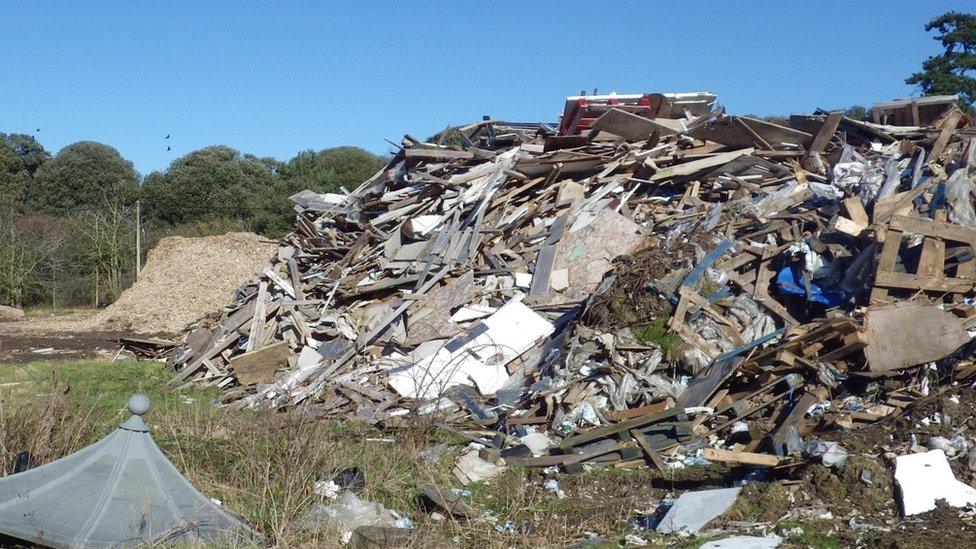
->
[0,359,729,548]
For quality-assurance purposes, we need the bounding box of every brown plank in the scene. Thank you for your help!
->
[889,214,976,245]
[929,108,964,161]
[631,430,668,470]
[802,111,842,172]
[918,210,948,279]
[874,271,974,293]
[702,448,782,467]
[230,341,290,385]
[871,229,902,303]
[404,147,474,161]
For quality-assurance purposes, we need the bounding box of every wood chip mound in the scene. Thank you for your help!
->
[95,233,275,334]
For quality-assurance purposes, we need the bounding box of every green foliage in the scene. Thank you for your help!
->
[141,145,282,232]
[843,105,872,122]
[425,127,464,147]
[0,213,58,306]
[1,135,387,306]
[278,146,386,196]
[0,204,139,308]
[0,133,48,207]
[907,11,976,110]
[633,316,682,359]
[143,145,387,237]
[30,141,139,212]
[1,133,50,177]
[0,141,28,207]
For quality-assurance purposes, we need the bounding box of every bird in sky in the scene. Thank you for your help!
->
[34,128,40,132]
[165,134,170,139]
[166,146,172,151]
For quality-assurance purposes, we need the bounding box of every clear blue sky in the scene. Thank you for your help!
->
[1,1,972,175]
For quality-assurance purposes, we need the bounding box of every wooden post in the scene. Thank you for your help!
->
[135,200,141,277]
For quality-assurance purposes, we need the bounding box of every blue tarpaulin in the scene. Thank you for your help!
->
[776,265,848,307]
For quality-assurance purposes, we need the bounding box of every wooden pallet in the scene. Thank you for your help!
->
[871,213,976,304]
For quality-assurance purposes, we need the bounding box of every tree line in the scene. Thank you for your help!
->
[0,136,387,308]
[2,10,972,311]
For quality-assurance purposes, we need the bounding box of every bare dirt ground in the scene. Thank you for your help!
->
[0,310,131,363]
[0,232,275,363]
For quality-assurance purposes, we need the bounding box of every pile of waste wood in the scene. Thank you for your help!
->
[170,91,976,478]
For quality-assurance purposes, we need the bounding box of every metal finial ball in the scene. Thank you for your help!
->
[127,394,151,416]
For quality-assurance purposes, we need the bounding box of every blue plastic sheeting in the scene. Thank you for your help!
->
[776,265,848,307]
[678,239,734,296]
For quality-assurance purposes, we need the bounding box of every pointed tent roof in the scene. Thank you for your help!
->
[0,395,256,548]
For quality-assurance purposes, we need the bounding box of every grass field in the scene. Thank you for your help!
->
[0,360,839,548]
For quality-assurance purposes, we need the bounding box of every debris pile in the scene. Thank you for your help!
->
[170,92,976,486]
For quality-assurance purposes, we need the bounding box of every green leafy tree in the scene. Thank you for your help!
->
[30,141,139,212]
[1,133,50,177]
[278,146,387,196]
[843,105,872,122]
[0,141,28,207]
[265,146,387,235]
[142,145,284,233]
[906,11,976,110]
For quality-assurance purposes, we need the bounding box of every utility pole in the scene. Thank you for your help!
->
[135,200,141,277]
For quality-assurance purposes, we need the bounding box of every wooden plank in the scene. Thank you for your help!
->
[802,111,842,172]
[631,430,668,470]
[288,258,305,301]
[841,196,869,228]
[770,390,818,454]
[245,281,268,352]
[889,214,976,245]
[929,108,964,161]
[591,108,678,140]
[404,147,474,161]
[678,356,744,409]
[734,117,771,150]
[871,229,902,303]
[873,175,944,224]
[956,258,976,303]
[874,271,974,293]
[230,341,290,385]
[528,245,557,298]
[816,331,868,361]
[264,268,296,298]
[558,407,682,450]
[739,117,814,148]
[701,448,782,467]
[606,401,671,422]
[918,210,948,278]
[651,149,754,181]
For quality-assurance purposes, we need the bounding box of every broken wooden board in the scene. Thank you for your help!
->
[230,341,291,385]
[690,117,812,150]
[801,111,842,172]
[404,148,475,161]
[651,148,754,181]
[590,108,680,140]
[863,301,971,373]
[701,448,782,467]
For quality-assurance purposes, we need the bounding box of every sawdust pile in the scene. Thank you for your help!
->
[96,233,275,334]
